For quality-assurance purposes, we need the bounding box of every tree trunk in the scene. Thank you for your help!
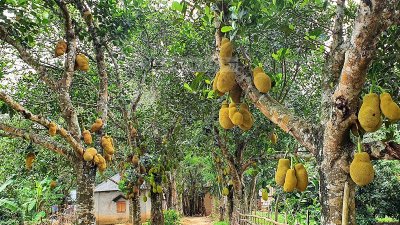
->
[75,162,96,225]
[132,192,141,225]
[318,144,356,225]
[218,195,225,221]
[227,188,234,222]
[150,191,164,225]
[169,170,178,209]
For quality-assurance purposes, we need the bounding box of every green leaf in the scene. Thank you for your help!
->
[0,199,18,212]
[0,179,13,192]
[183,83,193,92]
[171,1,183,12]
[221,26,233,33]
[33,211,46,221]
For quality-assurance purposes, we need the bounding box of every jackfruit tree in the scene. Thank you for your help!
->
[0,1,110,224]
[209,1,400,225]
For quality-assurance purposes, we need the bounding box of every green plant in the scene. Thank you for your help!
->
[163,209,180,225]
[213,221,229,225]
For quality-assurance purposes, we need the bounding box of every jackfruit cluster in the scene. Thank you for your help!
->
[48,122,57,137]
[101,135,115,155]
[358,93,381,132]
[253,67,271,93]
[217,65,236,93]
[75,54,89,72]
[380,92,400,122]
[90,118,103,132]
[218,101,254,131]
[275,159,308,192]
[55,40,67,57]
[219,38,233,65]
[83,147,97,161]
[25,152,35,170]
[350,152,374,186]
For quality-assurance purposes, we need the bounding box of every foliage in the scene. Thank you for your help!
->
[163,209,180,225]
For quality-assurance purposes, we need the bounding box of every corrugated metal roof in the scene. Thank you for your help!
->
[94,174,149,192]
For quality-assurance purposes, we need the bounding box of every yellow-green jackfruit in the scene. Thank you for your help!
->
[270,132,278,144]
[48,122,57,137]
[253,67,271,93]
[380,92,400,122]
[217,65,236,93]
[55,40,67,57]
[231,111,244,125]
[238,103,253,131]
[350,152,374,186]
[82,129,92,145]
[275,158,290,186]
[212,71,224,96]
[219,101,234,129]
[90,118,103,132]
[294,163,308,192]
[132,155,139,166]
[358,93,381,132]
[101,135,115,155]
[219,38,233,65]
[83,147,97,161]
[261,189,268,201]
[283,169,297,192]
[75,54,89,72]
[26,152,35,170]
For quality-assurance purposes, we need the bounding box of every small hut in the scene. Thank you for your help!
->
[94,174,151,225]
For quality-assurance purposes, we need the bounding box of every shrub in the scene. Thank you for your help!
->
[164,209,180,225]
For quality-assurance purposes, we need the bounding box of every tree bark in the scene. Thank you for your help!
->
[75,162,96,225]
[132,192,141,225]
[150,191,164,225]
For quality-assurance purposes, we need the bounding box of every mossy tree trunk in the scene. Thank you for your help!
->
[150,191,164,225]
[131,192,141,225]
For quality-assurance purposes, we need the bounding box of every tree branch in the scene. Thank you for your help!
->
[0,91,84,156]
[364,141,400,160]
[0,123,71,158]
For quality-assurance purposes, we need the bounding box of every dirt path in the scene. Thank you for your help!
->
[181,216,213,225]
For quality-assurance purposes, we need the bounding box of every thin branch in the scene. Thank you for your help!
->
[0,123,71,158]
[0,91,84,156]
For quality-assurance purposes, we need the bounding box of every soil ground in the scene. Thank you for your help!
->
[180,216,213,225]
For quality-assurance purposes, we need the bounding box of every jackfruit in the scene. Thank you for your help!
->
[358,93,382,132]
[98,161,107,172]
[140,165,146,174]
[219,101,234,129]
[217,65,236,93]
[253,67,271,93]
[270,132,278,144]
[228,102,237,120]
[101,135,115,155]
[75,54,89,72]
[82,129,92,145]
[275,158,290,186]
[380,92,400,122]
[238,103,253,131]
[217,175,222,183]
[49,122,57,137]
[222,187,229,196]
[90,118,103,132]
[93,154,100,164]
[294,163,308,192]
[261,189,268,201]
[143,195,148,202]
[83,147,97,161]
[25,152,35,170]
[283,169,297,192]
[132,155,139,166]
[350,152,374,186]
[219,38,233,65]
[97,154,106,164]
[231,111,244,125]
[133,186,139,194]
[212,71,225,96]
[55,40,67,57]
[50,180,57,189]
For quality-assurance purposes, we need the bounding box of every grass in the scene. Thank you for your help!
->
[376,216,399,223]
[213,221,229,225]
